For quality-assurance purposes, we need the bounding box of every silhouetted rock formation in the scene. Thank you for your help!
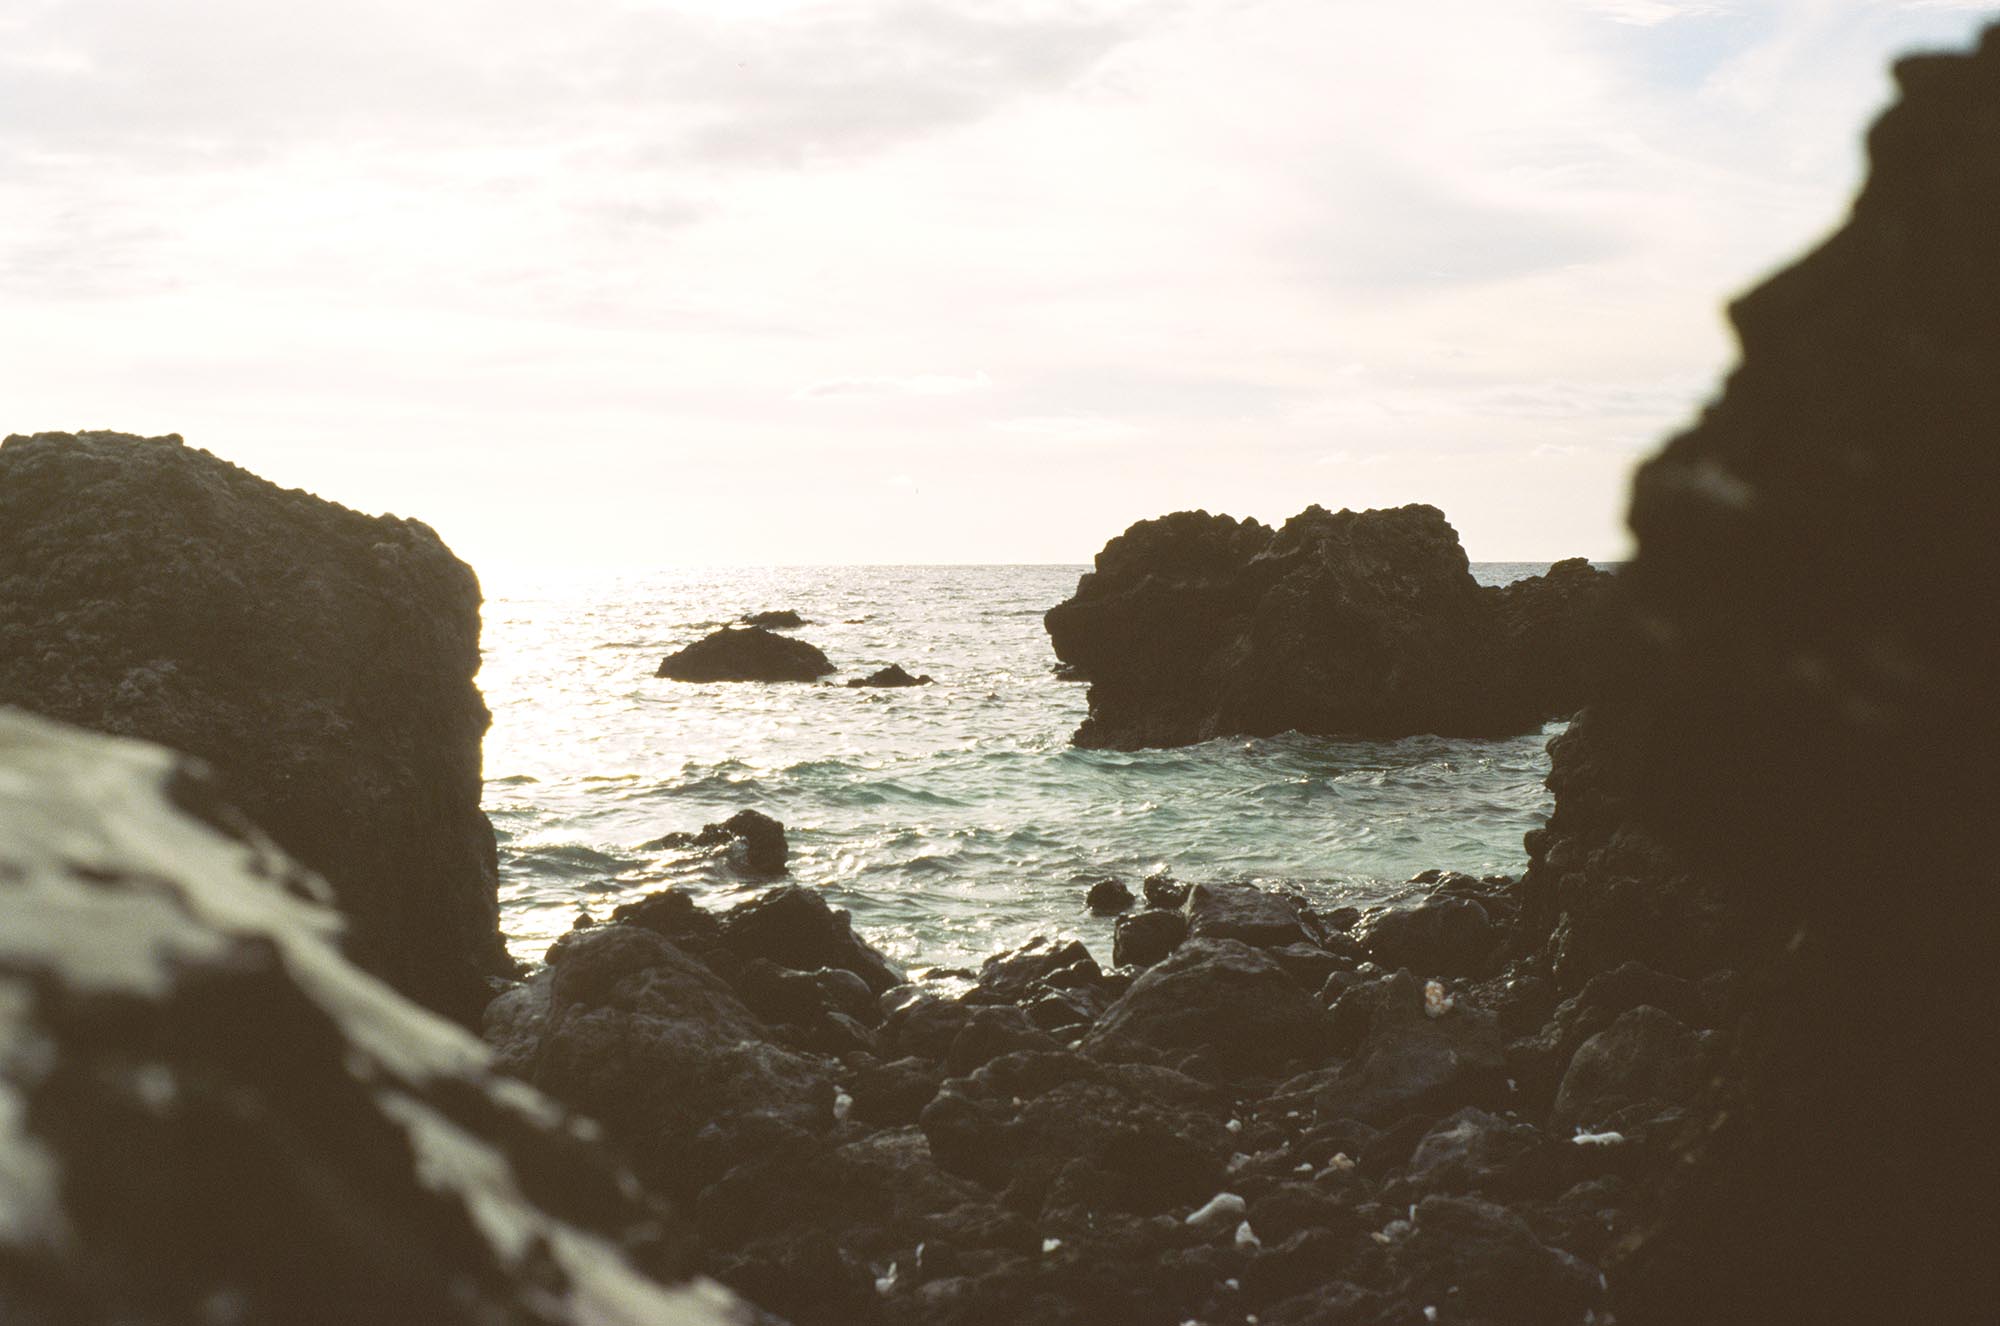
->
[657,626,835,682]
[1568,28,2000,1323]
[741,609,807,628]
[0,709,742,1326]
[1044,504,1611,748]
[846,664,933,688]
[0,430,504,1023]
[646,808,791,875]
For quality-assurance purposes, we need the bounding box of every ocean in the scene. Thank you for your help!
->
[482,564,1566,975]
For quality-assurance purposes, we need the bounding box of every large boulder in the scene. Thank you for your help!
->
[657,627,835,682]
[0,431,504,1023]
[647,808,790,875]
[1043,503,1612,748]
[0,708,741,1325]
[1081,939,1328,1080]
[1548,28,2000,1323]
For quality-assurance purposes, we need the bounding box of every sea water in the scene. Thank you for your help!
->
[482,564,1564,973]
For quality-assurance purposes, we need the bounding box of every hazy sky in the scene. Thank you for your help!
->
[4,1,1993,580]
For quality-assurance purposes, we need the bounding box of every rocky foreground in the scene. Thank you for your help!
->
[1044,503,1612,750]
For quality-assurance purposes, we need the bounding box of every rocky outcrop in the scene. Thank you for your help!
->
[1044,503,1612,748]
[741,609,807,628]
[646,808,791,875]
[0,431,504,1023]
[846,664,933,688]
[0,708,743,1325]
[1568,28,2000,1324]
[657,627,835,682]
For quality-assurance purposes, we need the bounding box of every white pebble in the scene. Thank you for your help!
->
[873,1262,897,1295]
[833,1091,853,1123]
[1325,1152,1356,1171]
[1423,1307,1439,1322]
[1185,1192,1247,1226]
[1571,1129,1626,1147]
[1234,1220,1261,1249]
[1042,1237,1063,1254]
[1225,1117,1243,1133]
[1423,980,1454,1019]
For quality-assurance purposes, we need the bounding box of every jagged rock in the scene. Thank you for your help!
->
[1083,877,1134,914]
[964,937,1101,1006]
[1387,1196,1602,1325]
[657,627,835,683]
[647,809,790,875]
[0,431,504,1023]
[1506,961,1712,1109]
[1182,881,1320,949]
[0,708,741,1325]
[1043,503,1612,748]
[846,664,933,688]
[1142,873,1190,909]
[1357,895,1497,976]
[1551,1005,1706,1133]
[1112,909,1187,968]
[1295,971,1507,1125]
[1082,939,1328,1080]
[741,609,807,628]
[717,886,906,995]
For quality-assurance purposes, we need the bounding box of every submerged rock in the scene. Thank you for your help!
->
[0,430,505,1023]
[657,626,835,682]
[0,708,741,1325]
[647,808,790,875]
[846,664,933,688]
[741,609,807,628]
[1043,503,1612,748]
[1083,877,1135,915]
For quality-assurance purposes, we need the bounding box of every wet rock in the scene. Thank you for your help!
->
[718,885,905,995]
[0,430,505,1023]
[1357,895,1497,976]
[1551,1005,1706,1133]
[610,885,724,945]
[1083,876,1134,915]
[1043,503,1613,748]
[1182,881,1320,949]
[657,626,835,683]
[741,609,806,628]
[881,992,973,1061]
[1112,909,1187,968]
[945,1006,1064,1075]
[1082,939,1329,1080]
[846,664,933,688]
[848,1056,945,1126]
[647,808,790,875]
[1142,872,1190,909]
[965,937,1100,1006]
[1300,971,1507,1124]
[0,708,739,1324]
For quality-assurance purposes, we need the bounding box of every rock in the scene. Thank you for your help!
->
[0,431,504,1023]
[647,808,790,875]
[848,1056,945,1126]
[1357,895,1497,976]
[741,609,807,628]
[964,937,1100,1006]
[1082,939,1328,1080]
[0,708,740,1324]
[1112,909,1187,968]
[1083,877,1134,915]
[1301,971,1508,1124]
[717,886,905,995]
[1506,961,1710,1108]
[1182,881,1320,949]
[1388,1196,1602,1324]
[1398,1107,1564,1202]
[1550,1005,1706,1133]
[1043,503,1613,748]
[945,1006,1063,1075]
[657,626,835,682]
[1142,873,1190,909]
[846,664,933,688]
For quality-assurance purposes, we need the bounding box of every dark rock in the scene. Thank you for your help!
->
[965,937,1100,1006]
[881,992,973,1061]
[1111,908,1187,968]
[718,885,905,995]
[1083,876,1134,915]
[1507,961,1708,1108]
[1043,502,1614,748]
[1267,941,1350,991]
[647,808,790,875]
[1551,1005,1706,1133]
[845,664,933,688]
[1300,971,1507,1124]
[609,886,722,944]
[0,709,737,1324]
[1082,939,1328,1080]
[1398,1107,1564,1201]
[848,1057,945,1126]
[1142,872,1190,909]
[741,609,806,628]
[945,1006,1063,1075]
[1388,1196,1602,1324]
[657,626,835,683]
[1182,881,1320,948]
[1357,895,1497,976]
[0,431,504,1023]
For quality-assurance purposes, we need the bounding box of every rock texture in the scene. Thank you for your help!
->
[0,708,743,1326]
[0,430,503,1023]
[1575,29,2000,1323]
[647,808,791,875]
[658,627,836,683]
[1044,503,1611,748]
[846,664,933,688]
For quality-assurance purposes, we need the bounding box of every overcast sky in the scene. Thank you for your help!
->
[4,0,1993,580]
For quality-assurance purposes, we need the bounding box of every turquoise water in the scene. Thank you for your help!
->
[481,565,1563,973]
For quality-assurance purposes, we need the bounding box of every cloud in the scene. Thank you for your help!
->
[800,371,993,399]
[988,415,1143,442]
[1580,0,1737,25]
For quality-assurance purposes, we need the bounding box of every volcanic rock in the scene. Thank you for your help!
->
[1083,876,1134,914]
[1112,909,1186,968]
[1043,503,1612,748]
[846,664,933,688]
[1182,881,1320,949]
[741,609,807,628]
[647,808,790,875]
[1081,939,1328,1079]
[0,708,739,1325]
[717,885,906,995]
[657,626,835,682]
[0,430,504,1023]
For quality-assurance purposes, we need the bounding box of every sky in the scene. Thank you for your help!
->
[3,0,1994,581]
